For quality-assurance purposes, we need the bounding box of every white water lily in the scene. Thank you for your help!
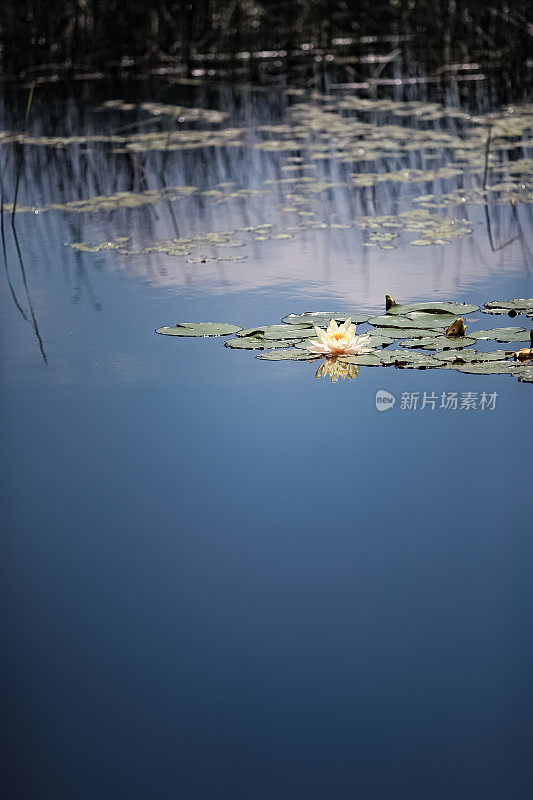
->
[306,318,372,357]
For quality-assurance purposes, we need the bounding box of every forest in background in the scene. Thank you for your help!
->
[0,1,531,78]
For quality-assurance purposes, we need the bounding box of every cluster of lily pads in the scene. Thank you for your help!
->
[156,298,533,383]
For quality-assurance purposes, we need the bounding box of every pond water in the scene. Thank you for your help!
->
[1,63,532,799]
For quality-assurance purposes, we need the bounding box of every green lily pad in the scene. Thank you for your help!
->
[256,349,321,360]
[337,353,382,366]
[516,365,533,383]
[456,362,520,375]
[225,338,299,350]
[237,324,311,339]
[469,327,529,343]
[438,349,510,363]
[365,333,395,348]
[281,311,369,326]
[400,355,448,369]
[377,350,445,368]
[156,322,243,337]
[368,313,455,329]
[369,326,444,340]
[386,301,478,316]
[398,336,477,350]
[483,299,533,317]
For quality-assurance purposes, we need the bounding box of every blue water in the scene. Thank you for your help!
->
[1,80,532,799]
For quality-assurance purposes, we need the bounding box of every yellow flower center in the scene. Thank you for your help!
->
[328,331,348,347]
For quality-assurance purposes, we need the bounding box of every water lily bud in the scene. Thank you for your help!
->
[446,317,466,337]
[513,348,533,361]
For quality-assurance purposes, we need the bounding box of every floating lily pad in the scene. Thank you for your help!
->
[386,301,478,316]
[369,326,443,340]
[237,324,311,339]
[281,311,369,326]
[364,333,395,348]
[438,349,510,363]
[337,353,382,366]
[400,355,448,369]
[398,336,477,350]
[377,350,445,368]
[436,349,478,362]
[483,299,533,317]
[256,349,321,360]
[156,322,242,337]
[456,362,520,375]
[225,337,298,350]
[368,313,455,329]
[469,327,529,343]
[516,366,533,382]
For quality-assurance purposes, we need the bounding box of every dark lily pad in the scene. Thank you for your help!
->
[378,350,445,368]
[225,337,299,350]
[156,322,242,337]
[438,349,510,363]
[386,300,478,316]
[398,336,477,350]
[456,362,520,375]
[483,299,533,317]
[368,313,455,329]
[282,311,369,326]
[469,327,529,343]
[337,353,382,366]
[256,349,321,360]
[365,333,396,348]
[516,365,533,383]
[237,324,312,339]
[369,326,444,340]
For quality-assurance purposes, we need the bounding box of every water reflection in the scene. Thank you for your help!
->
[315,357,359,382]
[0,67,531,370]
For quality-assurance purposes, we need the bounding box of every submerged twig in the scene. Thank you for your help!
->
[11,220,47,362]
[1,194,28,319]
[11,82,35,220]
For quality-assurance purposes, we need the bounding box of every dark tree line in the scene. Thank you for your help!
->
[0,1,531,75]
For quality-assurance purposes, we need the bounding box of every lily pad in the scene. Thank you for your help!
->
[256,349,321,360]
[225,338,298,350]
[516,366,533,383]
[369,326,443,340]
[438,349,510,363]
[398,336,477,350]
[377,350,445,368]
[483,299,533,317]
[281,311,369,326]
[386,301,478,316]
[456,362,520,375]
[400,355,448,369]
[364,333,395,348]
[156,322,242,337]
[237,324,311,339]
[337,353,382,366]
[469,327,529,343]
[368,313,455,329]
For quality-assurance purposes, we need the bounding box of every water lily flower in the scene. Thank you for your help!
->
[306,318,372,357]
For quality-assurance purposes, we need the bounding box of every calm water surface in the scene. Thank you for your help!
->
[1,73,532,799]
